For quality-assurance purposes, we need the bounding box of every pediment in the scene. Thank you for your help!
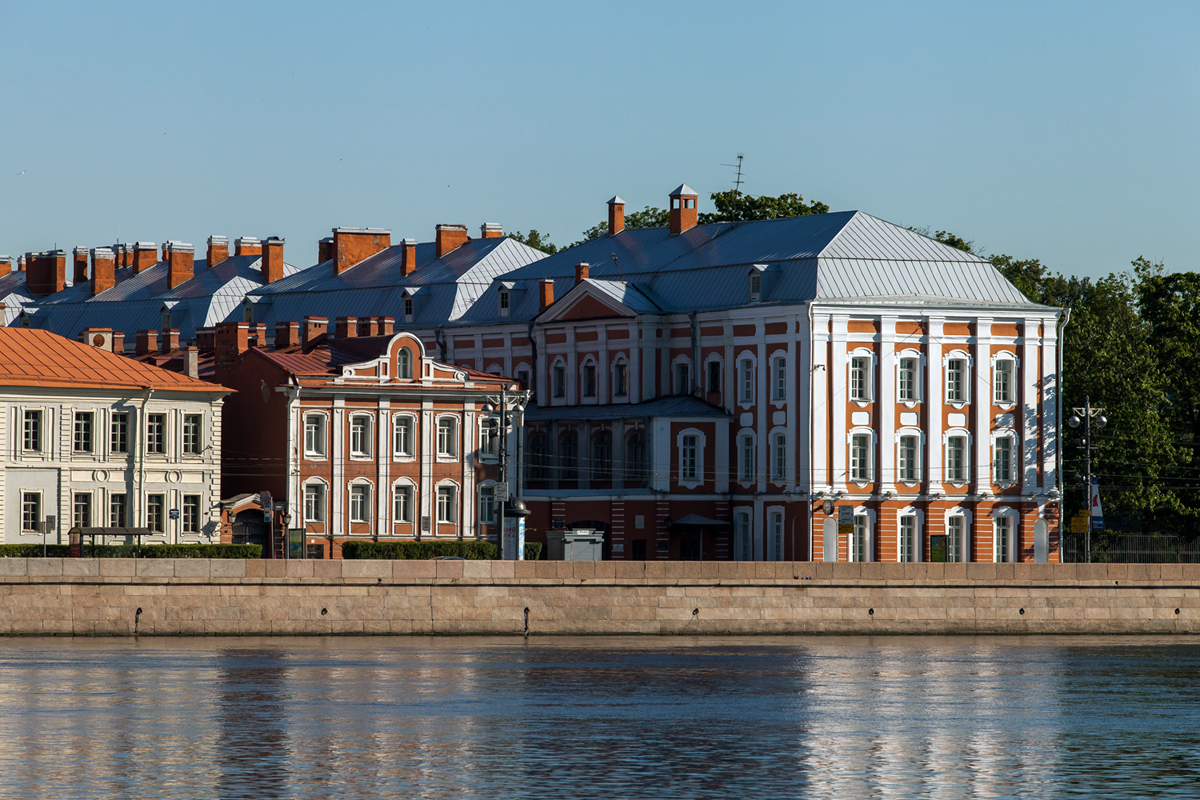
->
[538,283,636,323]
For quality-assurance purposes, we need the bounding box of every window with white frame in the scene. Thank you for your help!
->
[480,417,500,460]
[23,409,42,452]
[147,494,165,533]
[479,485,496,525]
[110,493,127,528]
[946,434,968,483]
[183,495,201,534]
[613,360,628,397]
[392,484,413,523]
[994,358,1014,404]
[899,514,917,562]
[948,515,966,562]
[350,415,372,458]
[768,510,784,562]
[403,296,414,323]
[734,511,752,561]
[398,348,413,380]
[898,434,920,484]
[74,412,94,453]
[183,414,202,455]
[772,356,787,402]
[679,434,698,482]
[146,413,166,455]
[437,416,458,458]
[349,484,370,524]
[738,432,755,483]
[111,412,129,454]
[898,356,919,402]
[850,514,869,562]
[994,513,1014,563]
[706,359,722,394]
[674,361,690,396]
[994,435,1015,483]
[552,362,566,398]
[304,483,325,523]
[73,492,92,529]
[436,485,457,524]
[850,433,871,482]
[582,361,597,397]
[946,357,968,403]
[393,415,415,457]
[739,358,755,404]
[21,492,40,531]
[499,290,510,317]
[304,414,327,458]
[749,272,762,302]
[772,432,787,481]
[849,355,871,401]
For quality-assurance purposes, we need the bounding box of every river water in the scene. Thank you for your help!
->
[0,636,1197,799]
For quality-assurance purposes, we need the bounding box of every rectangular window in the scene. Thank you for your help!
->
[517,369,530,392]
[899,515,916,563]
[350,416,371,457]
[772,432,787,481]
[583,364,596,397]
[947,359,966,403]
[680,434,698,481]
[948,516,965,563]
[995,437,1014,482]
[304,484,325,523]
[947,436,967,482]
[738,435,755,483]
[739,359,754,403]
[147,494,164,533]
[995,361,1013,404]
[735,513,752,561]
[899,435,919,483]
[707,361,721,394]
[850,356,870,401]
[613,363,628,397]
[23,409,42,452]
[898,357,918,402]
[499,290,510,313]
[768,511,784,562]
[674,363,689,396]
[772,356,787,402]
[304,414,326,457]
[350,485,369,523]
[851,434,870,482]
[403,296,414,321]
[393,485,413,523]
[73,493,92,529]
[851,515,868,562]
[436,486,457,524]
[553,365,565,398]
[182,414,202,455]
[479,486,496,525]
[21,492,40,532]
[749,273,761,301]
[111,412,129,454]
[481,418,500,459]
[996,516,1011,563]
[182,495,201,534]
[110,493,127,528]
[73,412,94,453]
[437,417,458,457]
[146,413,166,454]
[393,416,414,457]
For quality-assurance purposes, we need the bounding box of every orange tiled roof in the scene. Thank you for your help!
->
[0,328,228,393]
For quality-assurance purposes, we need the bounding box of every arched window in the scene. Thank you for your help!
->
[527,431,548,481]
[591,430,612,481]
[559,430,579,481]
[398,348,412,379]
[624,429,646,487]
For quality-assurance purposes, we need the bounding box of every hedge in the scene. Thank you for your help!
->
[341,540,498,560]
[0,543,261,559]
[524,542,543,561]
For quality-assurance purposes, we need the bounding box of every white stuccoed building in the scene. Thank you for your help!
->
[0,328,229,544]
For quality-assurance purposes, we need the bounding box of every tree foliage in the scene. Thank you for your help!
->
[508,229,559,255]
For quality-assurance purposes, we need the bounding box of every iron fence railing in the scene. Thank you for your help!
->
[1062,533,1200,563]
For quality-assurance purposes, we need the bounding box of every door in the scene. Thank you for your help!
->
[680,533,701,561]
[1034,519,1049,563]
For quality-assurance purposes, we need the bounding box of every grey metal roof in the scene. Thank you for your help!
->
[524,396,730,422]
[0,271,35,325]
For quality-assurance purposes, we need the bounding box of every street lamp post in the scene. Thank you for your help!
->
[482,387,531,560]
[1068,396,1107,563]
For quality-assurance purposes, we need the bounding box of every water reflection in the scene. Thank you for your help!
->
[0,637,1196,799]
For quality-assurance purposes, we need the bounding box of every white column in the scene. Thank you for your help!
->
[830,315,848,493]
[377,401,389,536]
[879,316,897,494]
[926,317,944,491]
[651,418,671,492]
[332,396,345,540]
[975,318,993,493]
[811,311,829,490]
[420,400,434,535]
[1026,318,1045,491]
[756,327,767,493]
[794,312,808,493]
[786,320,798,492]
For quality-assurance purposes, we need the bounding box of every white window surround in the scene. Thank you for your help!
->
[391,478,416,526]
[611,356,629,398]
[767,506,785,562]
[748,266,764,302]
[348,413,373,460]
[348,479,372,526]
[943,428,971,485]
[676,428,706,489]
[671,354,692,396]
[895,508,924,562]
[20,489,42,532]
[991,351,1019,408]
[736,429,756,485]
[895,428,923,486]
[945,508,973,563]
[992,506,1019,563]
[736,351,757,407]
[847,348,875,404]
[849,506,875,562]
[477,480,497,526]
[704,354,723,395]
[392,413,417,461]
[435,480,460,528]
[303,478,329,525]
[551,357,567,403]
[770,350,788,405]
[478,415,501,463]
[435,414,460,461]
[991,430,1018,486]
[20,407,49,456]
[769,426,788,485]
[581,356,598,401]
[398,347,413,380]
[943,350,973,406]
[896,349,923,405]
[846,426,875,485]
[734,509,753,561]
[303,411,329,459]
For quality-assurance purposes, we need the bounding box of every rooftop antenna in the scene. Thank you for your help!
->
[611,252,625,281]
[721,153,745,194]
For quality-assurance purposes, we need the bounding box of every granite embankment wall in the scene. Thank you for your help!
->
[2,558,1200,636]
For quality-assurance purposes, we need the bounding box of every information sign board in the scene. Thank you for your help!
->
[502,516,526,560]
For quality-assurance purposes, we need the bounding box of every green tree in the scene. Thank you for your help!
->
[508,229,559,255]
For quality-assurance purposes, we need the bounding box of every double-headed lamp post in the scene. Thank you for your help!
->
[1067,396,1107,563]
[481,387,532,560]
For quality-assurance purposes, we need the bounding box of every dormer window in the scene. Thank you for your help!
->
[403,296,414,323]
[499,289,510,317]
[749,273,761,302]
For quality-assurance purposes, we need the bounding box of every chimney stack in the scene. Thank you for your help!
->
[183,347,199,379]
[274,321,299,348]
[539,279,554,311]
[302,316,327,350]
[207,235,229,267]
[196,328,215,351]
[262,236,285,283]
[90,248,116,296]
[379,316,394,336]
[608,196,625,235]
[480,223,503,239]
[668,184,699,235]
[235,237,261,257]
[135,329,158,356]
[26,250,67,296]
[574,262,590,285]
[335,316,358,339]
[16,255,25,272]
[166,242,194,290]
[73,247,89,285]
[400,238,417,276]
[435,224,469,258]
[215,322,249,369]
[162,328,181,352]
[332,228,390,275]
[161,242,170,263]
[357,316,375,336]
[112,331,125,354]
[0,256,12,277]
[82,328,114,352]
[318,237,334,263]
[132,242,157,274]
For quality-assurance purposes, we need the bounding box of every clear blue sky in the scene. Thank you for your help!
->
[2,1,1196,279]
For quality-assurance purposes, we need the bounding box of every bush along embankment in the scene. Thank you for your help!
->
[0,544,262,559]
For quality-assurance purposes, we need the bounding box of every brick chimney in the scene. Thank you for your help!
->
[335,316,357,339]
[132,242,157,274]
[248,323,267,348]
[167,242,194,290]
[539,278,554,311]
[378,316,394,336]
[0,256,12,277]
[162,328,181,352]
[207,235,229,267]
[90,248,116,296]
[135,329,158,356]
[357,316,375,336]
[318,236,334,263]
[480,223,503,239]
[261,236,285,284]
[435,224,469,258]
[17,255,26,271]
[608,196,625,235]
[274,321,299,348]
[669,184,699,235]
[73,247,89,285]
[82,327,114,352]
[302,316,327,350]
[215,322,249,368]
[400,238,417,276]
[27,250,67,296]
[333,227,391,275]
[183,347,199,379]
[160,242,170,263]
[196,328,215,351]
[575,262,590,285]
[112,331,125,354]
[235,237,261,257]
